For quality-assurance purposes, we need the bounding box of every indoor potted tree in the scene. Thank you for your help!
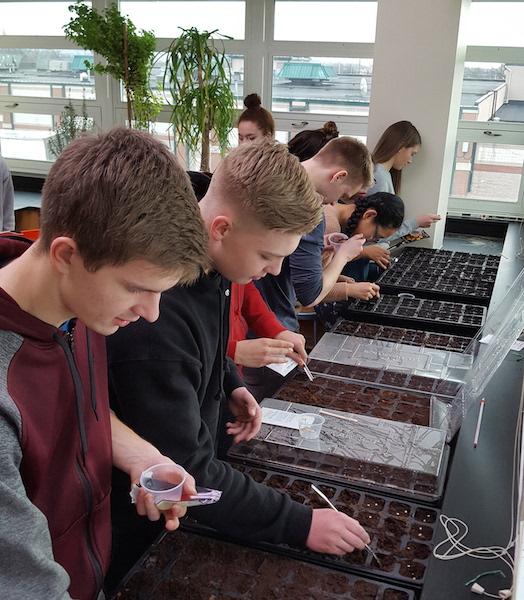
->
[47,98,93,159]
[163,27,236,171]
[64,2,161,129]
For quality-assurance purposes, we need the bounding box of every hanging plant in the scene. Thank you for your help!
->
[163,27,236,171]
[64,2,161,129]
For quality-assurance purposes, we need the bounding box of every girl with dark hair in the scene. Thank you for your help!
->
[338,192,405,240]
[324,192,405,298]
[237,93,275,144]
[287,121,339,162]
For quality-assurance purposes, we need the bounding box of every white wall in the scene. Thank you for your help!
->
[507,66,524,101]
[368,0,471,247]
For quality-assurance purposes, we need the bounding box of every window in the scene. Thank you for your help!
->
[274,1,377,43]
[119,1,246,39]
[452,142,524,203]
[466,2,524,47]
[272,57,372,116]
[0,2,90,36]
[461,62,524,123]
[0,49,95,99]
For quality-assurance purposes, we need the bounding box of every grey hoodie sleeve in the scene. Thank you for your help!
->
[0,159,15,232]
[0,383,72,597]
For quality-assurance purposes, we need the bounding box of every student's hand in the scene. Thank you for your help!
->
[275,330,308,366]
[362,244,390,269]
[227,387,262,443]
[346,282,380,301]
[234,338,294,368]
[131,456,197,531]
[416,214,441,228]
[306,509,370,555]
[339,234,365,262]
[337,275,355,284]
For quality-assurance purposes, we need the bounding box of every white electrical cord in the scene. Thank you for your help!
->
[433,381,524,598]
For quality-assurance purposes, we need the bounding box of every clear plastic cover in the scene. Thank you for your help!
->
[309,332,472,386]
[229,398,449,501]
[445,266,524,437]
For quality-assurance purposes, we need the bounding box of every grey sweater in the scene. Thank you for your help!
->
[0,158,14,231]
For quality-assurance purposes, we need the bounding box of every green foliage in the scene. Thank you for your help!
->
[64,2,161,129]
[48,99,93,158]
[163,27,236,171]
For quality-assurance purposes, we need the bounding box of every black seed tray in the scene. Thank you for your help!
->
[229,429,450,504]
[112,529,416,600]
[377,248,500,305]
[393,247,500,270]
[331,320,473,353]
[339,294,486,336]
[229,463,440,587]
[275,372,431,426]
[306,360,461,398]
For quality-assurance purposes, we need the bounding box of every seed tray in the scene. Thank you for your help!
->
[307,332,469,398]
[338,294,486,336]
[331,320,473,353]
[229,399,449,503]
[393,247,500,270]
[230,462,440,587]
[112,529,415,600]
[306,359,461,398]
[376,268,496,306]
[274,372,431,426]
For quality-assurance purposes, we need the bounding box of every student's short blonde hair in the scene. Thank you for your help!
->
[211,140,322,235]
[315,137,374,188]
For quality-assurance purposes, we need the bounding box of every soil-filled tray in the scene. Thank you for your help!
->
[229,463,440,587]
[377,247,500,305]
[332,320,473,353]
[229,399,449,503]
[113,529,416,600]
[336,294,486,336]
[306,360,461,398]
[393,247,500,270]
[274,372,431,426]
[307,332,471,398]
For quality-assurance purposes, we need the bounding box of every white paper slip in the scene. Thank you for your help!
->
[512,340,524,352]
[480,334,494,344]
[261,407,304,429]
[266,357,298,377]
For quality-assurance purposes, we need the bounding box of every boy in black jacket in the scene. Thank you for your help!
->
[106,141,370,587]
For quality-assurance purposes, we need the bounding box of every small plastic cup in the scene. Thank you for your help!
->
[327,232,349,252]
[298,414,325,440]
[140,462,187,504]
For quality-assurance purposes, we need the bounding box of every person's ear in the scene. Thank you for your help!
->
[209,215,233,242]
[362,208,377,222]
[330,169,348,184]
[49,237,78,275]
